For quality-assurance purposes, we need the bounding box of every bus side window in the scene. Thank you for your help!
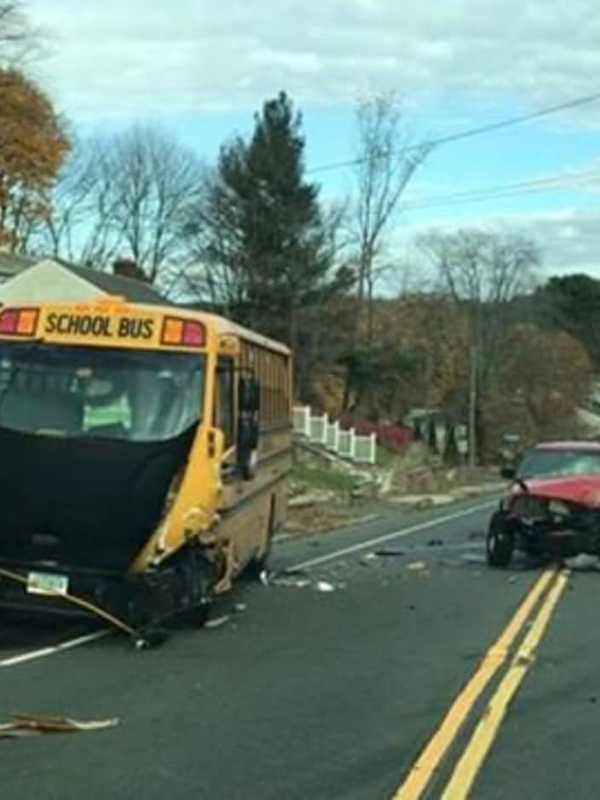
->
[217,358,235,448]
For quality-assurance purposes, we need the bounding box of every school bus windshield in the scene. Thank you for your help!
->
[0,343,205,442]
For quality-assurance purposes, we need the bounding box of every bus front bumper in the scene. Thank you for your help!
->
[0,560,183,631]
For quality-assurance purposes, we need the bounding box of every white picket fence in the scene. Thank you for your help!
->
[292,405,377,465]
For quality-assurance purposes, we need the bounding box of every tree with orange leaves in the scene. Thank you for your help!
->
[0,67,70,251]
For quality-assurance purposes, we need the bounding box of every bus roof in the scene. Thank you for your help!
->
[0,297,291,357]
[112,301,291,355]
[168,306,292,356]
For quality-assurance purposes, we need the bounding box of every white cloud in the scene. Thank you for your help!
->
[391,207,600,280]
[25,0,600,121]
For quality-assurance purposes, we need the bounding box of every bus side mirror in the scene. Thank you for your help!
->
[238,377,260,480]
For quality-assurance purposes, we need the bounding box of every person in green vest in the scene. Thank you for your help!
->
[80,370,132,437]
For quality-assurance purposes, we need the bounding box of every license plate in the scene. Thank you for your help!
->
[27,571,69,596]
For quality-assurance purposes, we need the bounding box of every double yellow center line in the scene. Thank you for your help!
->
[393,567,569,799]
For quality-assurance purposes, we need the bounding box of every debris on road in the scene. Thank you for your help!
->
[375,548,406,558]
[461,553,486,564]
[259,570,270,586]
[269,569,339,592]
[564,553,600,571]
[270,568,312,589]
[359,552,381,567]
[427,539,444,547]
[468,531,485,541]
[205,615,231,629]
[233,603,247,614]
[0,714,118,738]
[406,561,427,571]
[315,580,335,592]
[273,575,311,588]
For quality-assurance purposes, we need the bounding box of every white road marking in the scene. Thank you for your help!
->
[289,499,498,571]
[0,629,111,668]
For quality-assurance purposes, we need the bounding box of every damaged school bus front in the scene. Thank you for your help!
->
[0,302,218,636]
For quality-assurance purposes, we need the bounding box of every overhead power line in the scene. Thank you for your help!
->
[399,167,600,211]
[307,91,600,175]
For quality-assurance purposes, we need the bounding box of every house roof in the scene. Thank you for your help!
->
[0,254,169,306]
[55,261,170,306]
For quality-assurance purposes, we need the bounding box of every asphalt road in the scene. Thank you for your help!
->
[1,496,595,799]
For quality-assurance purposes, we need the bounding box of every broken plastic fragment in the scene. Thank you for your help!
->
[273,575,311,588]
[204,615,230,629]
[406,561,426,571]
[0,715,118,738]
[270,569,311,588]
[259,570,269,586]
[315,580,335,592]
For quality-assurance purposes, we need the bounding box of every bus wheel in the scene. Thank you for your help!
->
[182,597,212,628]
[179,548,216,628]
[243,498,276,581]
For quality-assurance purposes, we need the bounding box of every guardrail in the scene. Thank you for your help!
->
[292,405,377,465]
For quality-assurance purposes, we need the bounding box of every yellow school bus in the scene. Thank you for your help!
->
[0,296,292,641]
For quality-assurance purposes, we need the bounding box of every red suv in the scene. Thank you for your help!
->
[487,441,600,567]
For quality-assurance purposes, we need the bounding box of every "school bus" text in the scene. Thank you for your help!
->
[45,313,155,340]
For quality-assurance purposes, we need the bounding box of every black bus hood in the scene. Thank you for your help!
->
[0,426,196,572]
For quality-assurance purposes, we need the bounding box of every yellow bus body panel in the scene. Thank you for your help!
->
[0,297,292,594]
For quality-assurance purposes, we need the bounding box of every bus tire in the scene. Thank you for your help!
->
[182,598,212,628]
[179,548,215,627]
[243,497,276,580]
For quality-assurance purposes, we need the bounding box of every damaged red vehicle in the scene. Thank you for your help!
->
[487,441,600,567]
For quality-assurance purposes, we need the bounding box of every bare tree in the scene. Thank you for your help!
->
[31,137,124,265]
[107,125,206,281]
[351,92,433,340]
[418,228,541,463]
[34,125,206,282]
[0,2,43,66]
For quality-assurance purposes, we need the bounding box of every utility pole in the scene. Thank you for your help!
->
[468,344,477,467]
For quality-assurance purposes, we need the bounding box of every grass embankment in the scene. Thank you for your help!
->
[290,462,357,493]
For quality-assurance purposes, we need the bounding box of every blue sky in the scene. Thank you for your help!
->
[24,0,600,281]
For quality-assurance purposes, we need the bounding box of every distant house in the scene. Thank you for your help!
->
[0,259,168,306]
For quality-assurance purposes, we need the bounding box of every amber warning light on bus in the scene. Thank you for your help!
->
[0,307,39,337]
[161,316,206,348]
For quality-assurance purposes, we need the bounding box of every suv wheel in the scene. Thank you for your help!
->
[486,511,515,568]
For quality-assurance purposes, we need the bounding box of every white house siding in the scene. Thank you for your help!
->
[0,260,105,304]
